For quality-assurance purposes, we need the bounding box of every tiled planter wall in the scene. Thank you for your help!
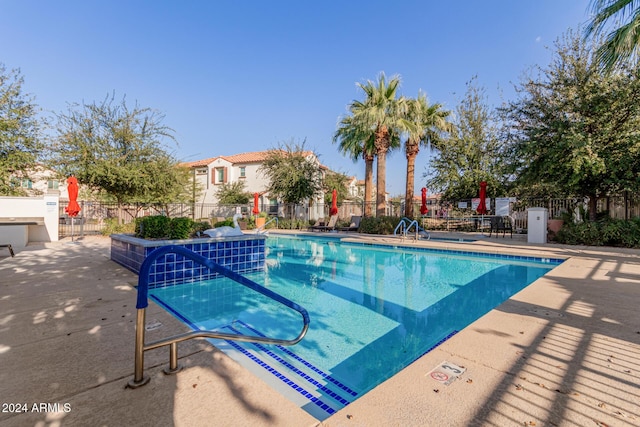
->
[110,234,266,288]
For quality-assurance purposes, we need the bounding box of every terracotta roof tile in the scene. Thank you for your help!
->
[182,150,318,167]
[181,157,218,168]
[222,151,272,164]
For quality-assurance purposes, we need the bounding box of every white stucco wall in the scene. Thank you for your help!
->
[0,194,59,247]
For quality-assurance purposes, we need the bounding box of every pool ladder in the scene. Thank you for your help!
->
[394,217,430,240]
[128,245,309,388]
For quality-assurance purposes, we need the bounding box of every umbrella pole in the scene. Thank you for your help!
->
[71,217,74,242]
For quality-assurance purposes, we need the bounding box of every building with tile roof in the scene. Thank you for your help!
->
[182,150,327,218]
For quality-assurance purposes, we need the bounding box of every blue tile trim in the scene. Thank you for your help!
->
[273,234,565,265]
[415,330,459,360]
[220,326,337,417]
[150,290,341,414]
[110,234,266,288]
[237,320,358,397]
[225,324,353,406]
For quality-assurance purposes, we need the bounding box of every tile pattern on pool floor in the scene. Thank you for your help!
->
[209,321,459,421]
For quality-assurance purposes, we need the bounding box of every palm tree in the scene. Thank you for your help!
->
[334,113,376,217]
[401,93,451,218]
[352,73,405,216]
[585,0,640,72]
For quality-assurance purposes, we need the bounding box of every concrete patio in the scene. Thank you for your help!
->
[1,232,638,426]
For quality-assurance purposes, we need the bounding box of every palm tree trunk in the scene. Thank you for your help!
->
[375,127,389,217]
[404,141,419,218]
[364,153,374,217]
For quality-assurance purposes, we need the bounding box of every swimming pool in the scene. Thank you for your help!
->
[149,234,562,420]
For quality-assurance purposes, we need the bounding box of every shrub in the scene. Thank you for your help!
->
[214,219,234,227]
[134,216,197,240]
[101,218,135,236]
[555,217,640,248]
[191,220,211,237]
[169,217,194,240]
[358,216,400,235]
[135,215,171,239]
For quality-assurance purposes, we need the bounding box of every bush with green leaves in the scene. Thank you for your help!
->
[358,216,401,235]
[555,217,640,248]
[134,215,198,240]
[101,218,135,236]
[135,215,171,239]
[169,217,194,240]
[192,220,211,236]
[214,218,234,228]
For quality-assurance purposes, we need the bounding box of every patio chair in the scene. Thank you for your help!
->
[310,215,338,232]
[338,215,361,232]
[488,216,513,238]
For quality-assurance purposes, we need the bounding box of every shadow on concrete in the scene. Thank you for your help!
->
[468,249,640,426]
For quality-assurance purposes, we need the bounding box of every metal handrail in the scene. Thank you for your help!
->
[393,219,407,236]
[255,216,278,233]
[128,245,310,388]
[394,217,430,240]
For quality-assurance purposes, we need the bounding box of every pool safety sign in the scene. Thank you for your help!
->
[427,361,466,385]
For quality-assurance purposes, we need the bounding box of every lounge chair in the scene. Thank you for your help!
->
[310,215,338,232]
[307,217,325,231]
[338,215,361,232]
[488,216,513,238]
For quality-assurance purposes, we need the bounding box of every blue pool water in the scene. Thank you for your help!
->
[149,234,562,420]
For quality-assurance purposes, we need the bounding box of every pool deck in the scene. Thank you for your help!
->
[1,231,638,426]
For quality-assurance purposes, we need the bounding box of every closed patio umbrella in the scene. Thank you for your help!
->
[330,189,338,216]
[65,175,81,241]
[252,192,260,215]
[420,187,429,215]
[477,181,488,215]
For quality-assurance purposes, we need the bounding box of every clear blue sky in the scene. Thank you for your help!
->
[2,0,590,196]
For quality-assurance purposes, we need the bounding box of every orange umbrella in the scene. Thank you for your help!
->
[252,192,260,215]
[420,187,429,215]
[477,181,488,215]
[65,175,81,217]
[330,189,338,216]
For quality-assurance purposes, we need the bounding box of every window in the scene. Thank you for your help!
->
[239,166,246,178]
[195,168,207,175]
[21,179,32,189]
[213,167,227,184]
[48,180,60,190]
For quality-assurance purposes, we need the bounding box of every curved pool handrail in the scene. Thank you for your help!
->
[394,217,430,240]
[130,244,310,388]
[393,218,409,236]
[255,216,278,233]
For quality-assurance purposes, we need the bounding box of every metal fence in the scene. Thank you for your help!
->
[59,195,640,238]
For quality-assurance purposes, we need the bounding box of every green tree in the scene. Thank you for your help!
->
[258,140,323,218]
[503,30,640,220]
[215,181,250,204]
[322,170,349,205]
[585,0,640,72]
[342,73,404,217]
[0,64,44,195]
[48,94,189,207]
[334,113,376,216]
[401,92,451,218]
[427,78,505,202]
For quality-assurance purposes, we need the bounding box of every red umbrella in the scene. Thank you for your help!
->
[252,192,260,215]
[330,189,338,216]
[65,175,81,217]
[477,181,488,215]
[420,187,429,215]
